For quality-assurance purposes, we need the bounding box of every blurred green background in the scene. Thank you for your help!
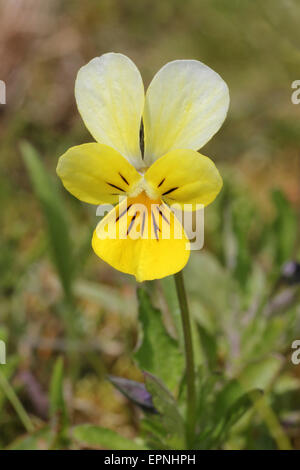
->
[1,0,300,450]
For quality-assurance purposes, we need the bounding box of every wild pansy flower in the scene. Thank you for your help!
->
[57,53,229,281]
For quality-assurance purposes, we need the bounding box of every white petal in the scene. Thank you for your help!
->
[143,60,229,165]
[75,53,144,168]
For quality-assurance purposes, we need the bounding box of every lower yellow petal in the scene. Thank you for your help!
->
[57,143,142,205]
[145,149,222,210]
[92,193,190,281]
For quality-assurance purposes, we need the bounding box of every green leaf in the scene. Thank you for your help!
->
[75,280,135,316]
[73,425,148,450]
[231,200,253,288]
[214,379,245,417]
[186,252,238,326]
[197,324,218,370]
[21,141,73,298]
[134,288,184,391]
[160,276,183,344]
[0,356,19,411]
[0,326,8,344]
[224,389,262,429]
[239,355,283,391]
[271,189,297,269]
[209,389,263,448]
[252,317,284,358]
[6,427,52,450]
[144,372,185,449]
[49,357,67,426]
[215,355,283,417]
[274,373,300,395]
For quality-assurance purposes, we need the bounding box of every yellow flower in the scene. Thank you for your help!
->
[57,53,229,282]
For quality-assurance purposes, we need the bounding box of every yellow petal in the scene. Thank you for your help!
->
[145,149,223,210]
[57,143,142,205]
[143,60,229,165]
[92,193,190,281]
[75,53,144,168]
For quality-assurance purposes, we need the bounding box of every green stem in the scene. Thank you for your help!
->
[174,270,196,448]
[0,369,34,433]
[254,396,292,450]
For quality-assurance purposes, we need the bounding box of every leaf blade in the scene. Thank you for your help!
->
[21,141,73,298]
[73,425,148,450]
[134,288,184,391]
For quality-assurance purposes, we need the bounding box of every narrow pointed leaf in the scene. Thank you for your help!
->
[21,141,73,298]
